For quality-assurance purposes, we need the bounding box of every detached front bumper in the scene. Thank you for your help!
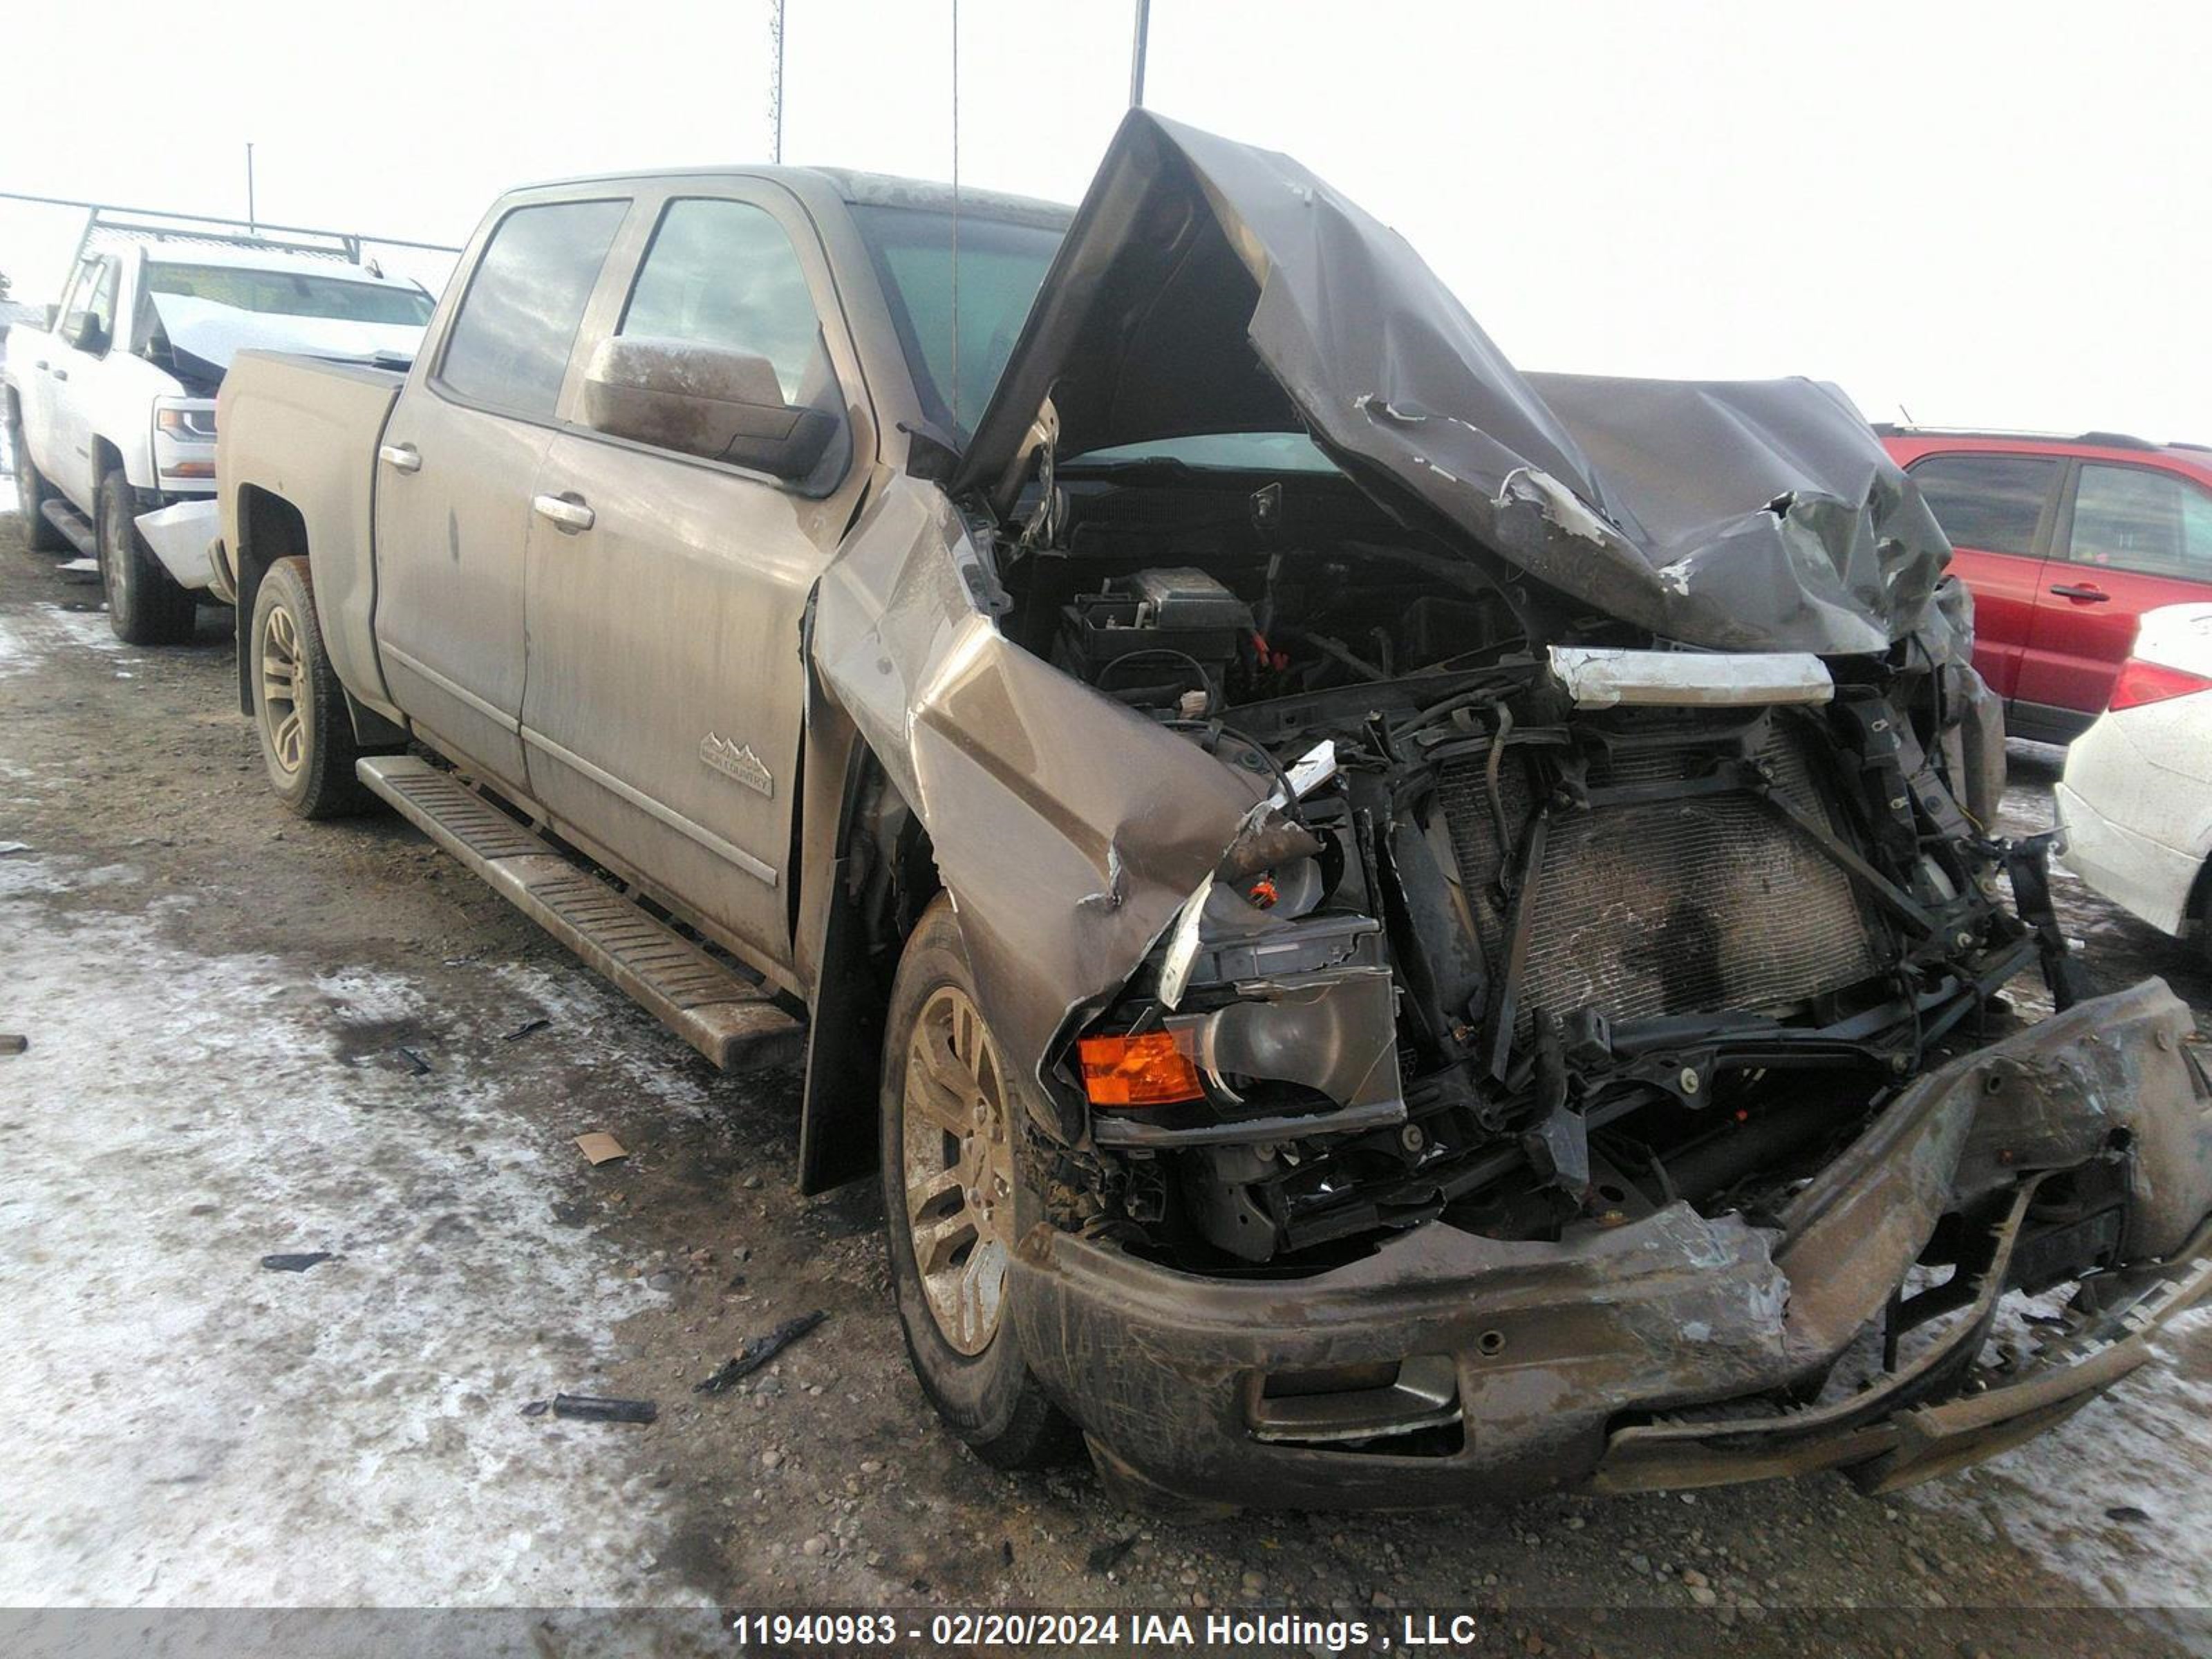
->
[1011,980,2212,1510]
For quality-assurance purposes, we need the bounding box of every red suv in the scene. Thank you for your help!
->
[1878,427,2212,740]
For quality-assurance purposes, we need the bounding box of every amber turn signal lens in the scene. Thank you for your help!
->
[1078,1031,1204,1107]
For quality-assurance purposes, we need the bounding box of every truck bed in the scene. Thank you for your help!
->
[218,350,408,715]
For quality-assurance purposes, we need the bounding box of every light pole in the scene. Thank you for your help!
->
[1129,0,1151,107]
[769,0,786,163]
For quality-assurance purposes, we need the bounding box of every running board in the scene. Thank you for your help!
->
[357,755,804,1071]
[40,498,97,558]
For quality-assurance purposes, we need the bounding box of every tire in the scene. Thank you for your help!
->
[880,894,1074,1470]
[250,556,376,818]
[98,467,197,644]
[8,417,67,551]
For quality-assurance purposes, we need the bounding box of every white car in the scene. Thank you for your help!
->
[4,223,435,642]
[2054,601,2212,956]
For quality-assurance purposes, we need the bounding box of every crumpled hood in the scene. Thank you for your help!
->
[149,291,426,378]
[953,109,1951,656]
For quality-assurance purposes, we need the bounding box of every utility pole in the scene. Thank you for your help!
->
[1129,0,1151,107]
[768,0,786,164]
[245,142,256,232]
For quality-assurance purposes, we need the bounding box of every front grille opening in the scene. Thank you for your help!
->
[1438,719,1884,1037]
[1249,1354,1465,1457]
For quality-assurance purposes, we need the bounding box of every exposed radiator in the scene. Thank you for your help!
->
[1438,723,1882,1035]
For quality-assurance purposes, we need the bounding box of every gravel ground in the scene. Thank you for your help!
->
[1,479,2209,1658]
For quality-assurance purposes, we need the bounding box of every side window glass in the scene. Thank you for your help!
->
[1906,454,2058,558]
[440,199,630,418]
[618,199,826,403]
[2068,465,2210,580]
[56,256,96,321]
[86,259,120,346]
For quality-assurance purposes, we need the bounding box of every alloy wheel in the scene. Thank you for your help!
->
[901,984,1016,1356]
[101,494,133,615]
[259,603,308,776]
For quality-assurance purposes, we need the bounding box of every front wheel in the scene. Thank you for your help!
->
[880,894,1074,1470]
[98,467,196,644]
[250,556,375,818]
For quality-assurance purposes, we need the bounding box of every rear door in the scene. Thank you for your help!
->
[372,194,631,794]
[14,257,95,486]
[1902,449,2065,704]
[2020,460,2212,724]
[519,183,870,971]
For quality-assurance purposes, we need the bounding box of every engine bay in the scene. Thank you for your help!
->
[995,467,2054,1275]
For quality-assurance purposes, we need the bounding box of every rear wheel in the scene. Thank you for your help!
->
[250,556,375,818]
[98,467,196,644]
[880,894,1074,1469]
[8,416,67,551]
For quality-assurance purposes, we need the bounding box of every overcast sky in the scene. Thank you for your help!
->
[3,0,2204,442]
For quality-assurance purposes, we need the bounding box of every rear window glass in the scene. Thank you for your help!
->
[147,263,434,327]
[439,198,628,418]
[2068,464,2212,580]
[1908,453,2058,557]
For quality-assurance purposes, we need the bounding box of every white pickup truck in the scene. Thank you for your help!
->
[5,218,435,641]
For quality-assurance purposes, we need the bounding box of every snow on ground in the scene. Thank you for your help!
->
[1906,1309,2212,1613]
[0,603,124,679]
[0,846,709,1606]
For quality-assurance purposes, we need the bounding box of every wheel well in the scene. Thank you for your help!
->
[232,487,310,715]
[796,746,941,1194]
[91,436,123,492]
[2185,854,2212,942]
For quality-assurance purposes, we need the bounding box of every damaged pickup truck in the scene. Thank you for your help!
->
[216,111,2212,1511]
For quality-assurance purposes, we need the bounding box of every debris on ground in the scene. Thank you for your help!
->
[392,1045,431,1076]
[1086,1534,1139,1576]
[2108,1506,2153,1524]
[575,1132,628,1165]
[0,841,30,855]
[502,1018,550,1041]
[0,1034,26,1055]
[693,1310,828,1395]
[518,1400,550,1418]
[259,1252,337,1273]
[550,1393,658,1424]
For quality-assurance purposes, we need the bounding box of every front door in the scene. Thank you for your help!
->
[50,254,121,509]
[372,196,631,793]
[1903,450,2064,706]
[2020,460,2212,724]
[519,187,868,971]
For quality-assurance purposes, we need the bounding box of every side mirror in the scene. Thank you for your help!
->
[580,336,836,480]
[60,308,108,354]
[41,303,58,332]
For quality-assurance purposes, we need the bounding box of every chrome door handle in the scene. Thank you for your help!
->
[531,493,594,533]
[2049,583,2110,602]
[378,442,422,474]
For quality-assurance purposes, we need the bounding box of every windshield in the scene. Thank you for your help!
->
[850,205,1062,441]
[1068,432,1340,474]
[147,263,434,327]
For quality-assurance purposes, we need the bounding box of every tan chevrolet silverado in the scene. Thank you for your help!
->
[214,111,2212,1513]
